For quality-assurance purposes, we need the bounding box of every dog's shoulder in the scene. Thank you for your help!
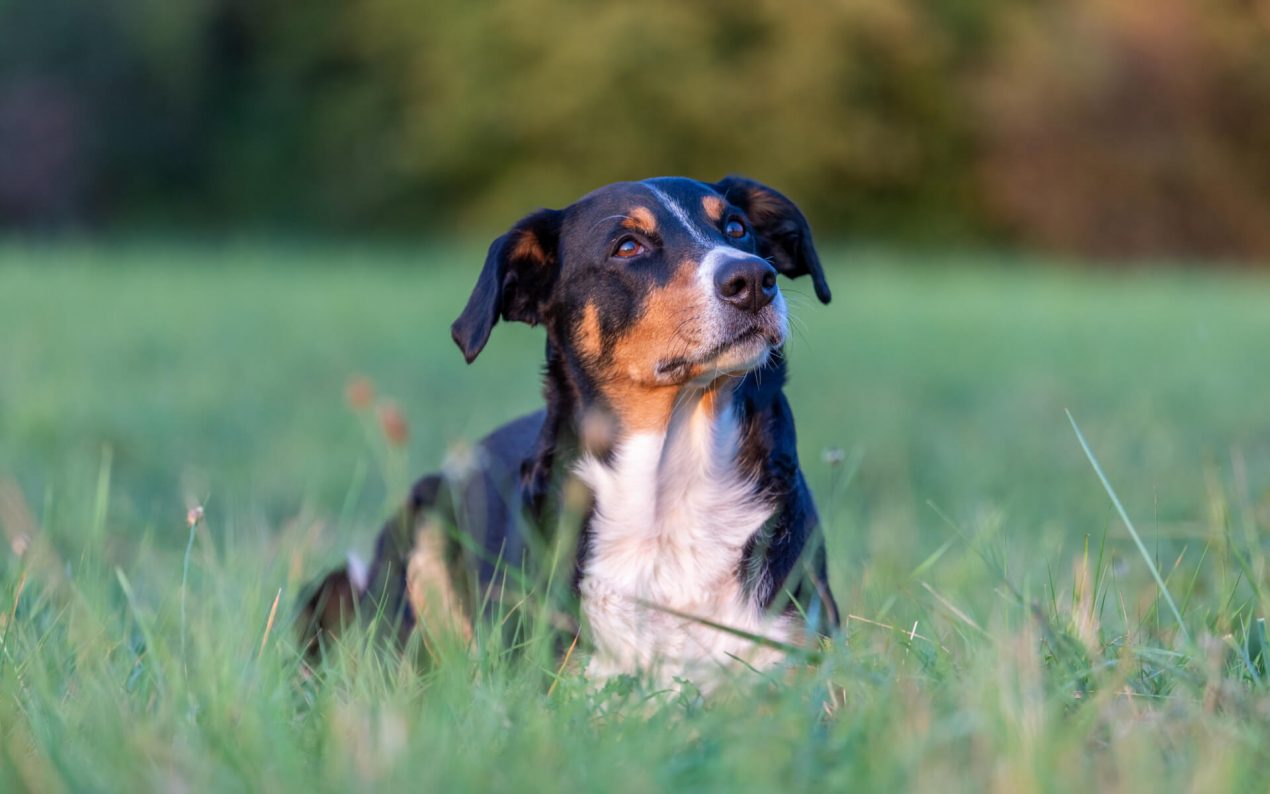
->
[475,409,547,472]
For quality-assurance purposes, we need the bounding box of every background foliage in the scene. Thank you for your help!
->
[3,0,1270,258]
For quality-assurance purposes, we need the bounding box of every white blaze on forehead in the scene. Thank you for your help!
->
[645,184,713,248]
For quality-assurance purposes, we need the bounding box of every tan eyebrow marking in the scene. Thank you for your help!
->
[621,206,657,235]
[702,195,725,222]
[576,302,603,359]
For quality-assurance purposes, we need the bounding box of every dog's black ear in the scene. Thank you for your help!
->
[451,208,564,363]
[711,176,831,304]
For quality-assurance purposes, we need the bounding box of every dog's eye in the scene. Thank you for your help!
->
[725,219,747,239]
[613,238,645,258]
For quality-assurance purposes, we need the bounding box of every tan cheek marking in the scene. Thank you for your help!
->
[575,302,603,360]
[597,259,705,432]
[621,206,657,235]
[702,195,725,222]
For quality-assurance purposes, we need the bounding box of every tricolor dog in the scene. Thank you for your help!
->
[301,176,839,690]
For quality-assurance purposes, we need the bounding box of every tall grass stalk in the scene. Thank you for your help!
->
[1066,410,1192,645]
[181,505,203,680]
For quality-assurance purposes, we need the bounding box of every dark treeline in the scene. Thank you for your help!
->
[2,0,1268,260]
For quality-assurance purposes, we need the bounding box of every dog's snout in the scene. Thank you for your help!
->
[714,258,778,312]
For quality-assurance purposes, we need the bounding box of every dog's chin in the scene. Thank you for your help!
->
[654,326,784,387]
[699,332,777,379]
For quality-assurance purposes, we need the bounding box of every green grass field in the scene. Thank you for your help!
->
[2,240,1270,791]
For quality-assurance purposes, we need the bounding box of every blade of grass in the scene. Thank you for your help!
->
[927,501,1022,603]
[546,632,580,698]
[635,598,823,663]
[116,567,167,697]
[181,505,203,680]
[1092,521,1111,625]
[910,537,956,579]
[0,569,28,680]
[1066,410,1191,645]
[257,587,283,661]
[919,581,988,637]
[845,613,948,651]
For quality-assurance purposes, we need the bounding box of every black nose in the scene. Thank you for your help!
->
[714,258,778,312]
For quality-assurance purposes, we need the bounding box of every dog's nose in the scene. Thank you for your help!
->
[714,258,778,312]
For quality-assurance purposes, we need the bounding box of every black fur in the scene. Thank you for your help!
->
[452,208,564,363]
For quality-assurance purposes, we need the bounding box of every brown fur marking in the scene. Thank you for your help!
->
[702,195,726,222]
[510,229,547,264]
[407,517,473,646]
[745,186,786,223]
[575,302,603,360]
[621,206,657,235]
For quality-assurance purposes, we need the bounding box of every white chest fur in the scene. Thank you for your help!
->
[574,391,795,688]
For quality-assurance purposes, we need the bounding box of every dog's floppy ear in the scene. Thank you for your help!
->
[451,208,564,363]
[712,176,831,304]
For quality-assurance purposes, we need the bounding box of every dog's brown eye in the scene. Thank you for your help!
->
[725,219,746,238]
[614,238,645,258]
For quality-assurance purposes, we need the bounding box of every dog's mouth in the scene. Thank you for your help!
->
[698,326,773,363]
[653,325,783,383]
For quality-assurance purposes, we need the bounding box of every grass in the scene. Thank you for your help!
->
[2,238,1270,791]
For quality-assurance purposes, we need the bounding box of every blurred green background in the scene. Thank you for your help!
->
[3,0,1270,259]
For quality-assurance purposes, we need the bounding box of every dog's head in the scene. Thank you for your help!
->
[451,176,830,431]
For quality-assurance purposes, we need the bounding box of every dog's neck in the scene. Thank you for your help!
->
[591,376,740,474]
[576,382,752,551]
[586,374,740,452]
[570,371,794,686]
[522,341,789,509]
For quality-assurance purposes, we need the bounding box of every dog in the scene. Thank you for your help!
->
[300,176,838,690]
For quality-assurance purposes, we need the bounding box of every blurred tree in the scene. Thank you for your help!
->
[345,0,979,236]
[976,0,1270,260]
[0,0,217,225]
[2,0,1269,261]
